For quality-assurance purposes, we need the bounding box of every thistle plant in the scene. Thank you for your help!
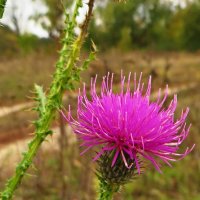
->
[64,73,195,199]
[0,0,95,199]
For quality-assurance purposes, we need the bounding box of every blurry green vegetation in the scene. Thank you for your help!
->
[0,23,56,58]
[0,0,7,19]
[1,0,200,54]
[85,0,200,51]
[0,24,19,57]
[181,4,200,51]
[18,34,54,53]
[0,50,56,104]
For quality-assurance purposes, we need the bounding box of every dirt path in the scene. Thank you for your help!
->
[0,102,34,118]
[0,82,196,119]
[0,92,78,119]
[0,126,76,169]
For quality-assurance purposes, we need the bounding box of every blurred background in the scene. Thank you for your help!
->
[0,0,200,199]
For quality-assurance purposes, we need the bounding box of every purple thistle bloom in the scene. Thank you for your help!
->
[63,72,195,173]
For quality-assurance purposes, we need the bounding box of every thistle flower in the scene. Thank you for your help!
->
[64,72,194,174]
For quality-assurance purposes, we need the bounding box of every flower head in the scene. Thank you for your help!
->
[64,72,194,173]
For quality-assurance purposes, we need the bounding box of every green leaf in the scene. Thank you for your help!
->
[0,0,7,19]
[34,84,47,115]
[80,40,97,71]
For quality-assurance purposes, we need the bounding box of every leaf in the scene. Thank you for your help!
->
[80,40,97,71]
[0,0,7,19]
[34,84,47,116]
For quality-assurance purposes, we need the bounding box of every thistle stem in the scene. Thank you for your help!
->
[98,180,119,200]
[0,0,94,199]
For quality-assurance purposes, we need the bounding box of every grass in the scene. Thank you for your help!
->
[0,49,200,105]
[0,51,57,105]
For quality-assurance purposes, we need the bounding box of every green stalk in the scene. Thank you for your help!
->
[0,0,94,199]
[98,179,119,200]
[0,0,6,18]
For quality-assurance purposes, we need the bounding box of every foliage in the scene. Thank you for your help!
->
[181,3,200,51]
[0,24,20,57]
[0,25,55,57]
[2,0,200,52]
[0,0,6,18]
[86,0,200,51]
[18,34,42,52]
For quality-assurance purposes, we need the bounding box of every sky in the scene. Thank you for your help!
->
[0,0,187,38]
[0,0,89,37]
[0,0,49,37]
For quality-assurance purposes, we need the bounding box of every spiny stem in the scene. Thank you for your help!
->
[0,0,95,199]
[0,0,7,19]
[98,179,119,200]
